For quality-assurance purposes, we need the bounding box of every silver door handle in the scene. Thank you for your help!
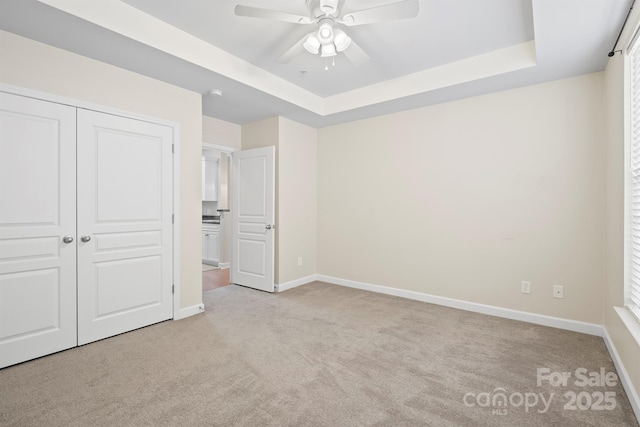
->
[62,235,74,244]
[265,224,272,230]
[81,235,91,242]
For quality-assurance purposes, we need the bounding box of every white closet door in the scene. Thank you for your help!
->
[0,92,77,368]
[76,109,173,345]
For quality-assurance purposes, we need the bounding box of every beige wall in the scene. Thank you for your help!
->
[0,30,203,310]
[318,73,606,324]
[278,117,317,283]
[241,117,317,285]
[241,117,280,150]
[203,115,241,149]
[604,49,640,406]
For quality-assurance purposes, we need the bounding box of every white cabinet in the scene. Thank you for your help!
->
[202,158,218,201]
[202,224,220,265]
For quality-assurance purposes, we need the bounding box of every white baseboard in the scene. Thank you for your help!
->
[218,262,230,269]
[603,328,640,422]
[175,303,205,320]
[316,275,603,336]
[275,274,318,292]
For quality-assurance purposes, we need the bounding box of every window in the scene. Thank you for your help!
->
[627,33,640,322]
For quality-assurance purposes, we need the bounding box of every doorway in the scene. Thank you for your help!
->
[202,144,235,294]
[200,144,276,294]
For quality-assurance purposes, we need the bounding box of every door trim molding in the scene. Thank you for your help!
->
[0,83,182,321]
[172,125,181,320]
[203,143,238,153]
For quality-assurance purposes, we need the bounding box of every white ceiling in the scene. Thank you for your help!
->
[0,0,631,128]
[122,0,535,97]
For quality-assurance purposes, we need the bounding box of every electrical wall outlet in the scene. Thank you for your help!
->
[297,257,303,266]
[521,281,531,294]
[553,285,564,299]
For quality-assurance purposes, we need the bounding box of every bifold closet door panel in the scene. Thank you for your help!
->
[0,92,77,368]
[76,109,173,345]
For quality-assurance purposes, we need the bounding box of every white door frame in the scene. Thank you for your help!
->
[203,143,238,153]
[0,83,182,320]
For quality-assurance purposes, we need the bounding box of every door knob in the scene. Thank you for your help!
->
[81,235,91,242]
[62,235,74,244]
[265,224,272,230]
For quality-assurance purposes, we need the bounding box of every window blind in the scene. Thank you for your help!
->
[629,35,640,322]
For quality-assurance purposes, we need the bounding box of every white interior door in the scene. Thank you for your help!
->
[76,109,173,345]
[0,92,77,368]
[231,146,275,292]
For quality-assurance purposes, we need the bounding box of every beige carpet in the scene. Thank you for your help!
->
[1,282,637,426]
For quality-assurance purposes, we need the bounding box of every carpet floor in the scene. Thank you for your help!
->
[1,282,637,426]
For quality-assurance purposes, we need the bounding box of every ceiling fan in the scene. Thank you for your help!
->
[234,0,420,67]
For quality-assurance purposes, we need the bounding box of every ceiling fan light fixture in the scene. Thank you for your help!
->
[303,34,321,54]
[320,42,336,57]
[317,20,334,43]
[333,29,351,52]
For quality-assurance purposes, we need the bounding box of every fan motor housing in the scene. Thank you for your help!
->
[307,0,344,19]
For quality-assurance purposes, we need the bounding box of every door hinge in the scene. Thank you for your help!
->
[172,214,174,224]
[172,284,175,294]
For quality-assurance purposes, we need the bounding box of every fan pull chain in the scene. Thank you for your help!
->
[322,56,336,71]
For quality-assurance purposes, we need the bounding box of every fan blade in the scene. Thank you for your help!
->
[342,39,370,66]
[234,5,312,24]
[341,0,419,26]
[277,33,315,63]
